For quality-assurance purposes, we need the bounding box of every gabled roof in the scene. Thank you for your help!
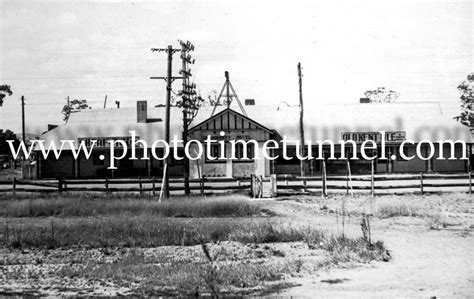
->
[189,107,273,133]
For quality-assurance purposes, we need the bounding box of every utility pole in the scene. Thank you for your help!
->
[164,46,172,199]
[20,95,26,178]
[21,95,25,145]
[297,63,306,177]
[181,43,190,195]
[151,41,202,197]
[103,95,107,109]
[151,45,182,198]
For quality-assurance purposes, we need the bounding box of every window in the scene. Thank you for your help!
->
[206,143,225,162]
[235,143,244,159]
[234,143,255,161]
[246,143,255,159]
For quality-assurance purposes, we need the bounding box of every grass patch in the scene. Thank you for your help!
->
[297,193,473,219]
[0,194,261,218]
[1,216,388,260]
[2,217,326,249]
[52,233,389,296]
[376,198,427,218]
[57,249,300,296]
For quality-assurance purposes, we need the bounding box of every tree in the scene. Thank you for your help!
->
[455,73,474,127]
[364,87,400,103]
[0,85,13,106]
[62,99,89,122]
[207,90,219,106]
[0,129,19,155]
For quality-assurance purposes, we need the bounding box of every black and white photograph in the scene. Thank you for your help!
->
[0,0,473,297]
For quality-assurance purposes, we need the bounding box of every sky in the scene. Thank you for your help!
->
[0,0,472,134]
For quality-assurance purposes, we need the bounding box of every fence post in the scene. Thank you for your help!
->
[302,178,307,192]
[250,174,255,198]
[58,177,63,193]
[469,170,472,195]
[12,177,16,197]
[346,173,349,194]
[270,174,277,197]
[370,160,375,197]
[420,172,424,195]
[200,175,205,196]
[105,177,109,193]
[139,176,143,195]
[322,160,327,198]
[152,177,156,196]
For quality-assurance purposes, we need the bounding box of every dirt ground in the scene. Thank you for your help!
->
[1,194,473,297]
[263,197,474,297]
[280,216,473,297]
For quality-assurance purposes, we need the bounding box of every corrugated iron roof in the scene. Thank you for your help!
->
[38,101,472,150]
[192,102,472,142]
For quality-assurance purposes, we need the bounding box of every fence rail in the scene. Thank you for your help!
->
[0,176,252,196]
[0,172,471,196]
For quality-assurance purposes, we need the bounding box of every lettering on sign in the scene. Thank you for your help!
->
[341,131,406,143]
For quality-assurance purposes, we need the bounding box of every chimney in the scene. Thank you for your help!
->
[137,101,147,123]
[360,98,370,104]
[245,99,255,106]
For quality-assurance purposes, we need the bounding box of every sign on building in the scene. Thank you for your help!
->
[341,131,406,143]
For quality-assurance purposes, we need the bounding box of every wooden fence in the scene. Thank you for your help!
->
[0,176,251,196]
[0,173,472,197]
[275,172,472,196]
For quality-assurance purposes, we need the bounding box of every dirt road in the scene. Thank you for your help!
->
[279,214,473,297]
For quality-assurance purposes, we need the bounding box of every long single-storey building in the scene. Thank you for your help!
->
[34,99,473,179]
